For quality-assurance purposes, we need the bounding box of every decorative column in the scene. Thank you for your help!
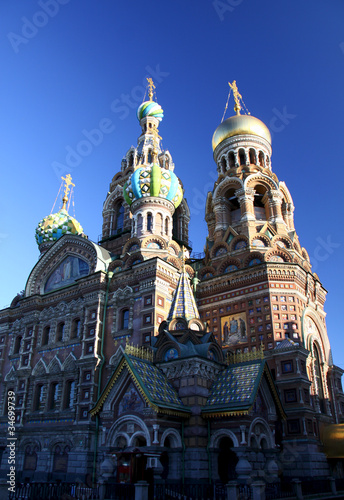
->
[235,188,255,222]
[152,424,160,444]
[240,425,247,445]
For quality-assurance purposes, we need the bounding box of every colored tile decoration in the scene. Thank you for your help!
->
[35,209,84,245]
[137,100,164,122]
[205,360,263,409]
[129,356,184,408]
[123,163,183,208]
[168,272,200,322]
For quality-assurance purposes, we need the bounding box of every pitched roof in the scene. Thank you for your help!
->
[167,271,200,322]
[202,359,284,418]
[91,352,190,417]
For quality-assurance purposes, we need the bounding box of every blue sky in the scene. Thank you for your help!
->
[1,0,344,367]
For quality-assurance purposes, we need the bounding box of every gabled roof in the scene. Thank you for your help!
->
[275,338,299,350]
[167,271,200,322]
[91,352,190,418]
[202,359,285,418]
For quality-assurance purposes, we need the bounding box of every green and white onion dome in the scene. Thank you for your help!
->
[137,101,164,122]
[123,164,183,209]
[35,208,84,246]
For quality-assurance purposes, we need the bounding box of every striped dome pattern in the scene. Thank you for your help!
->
[35,209,84,245]
[137,101,164,122]
[123,164,183,208]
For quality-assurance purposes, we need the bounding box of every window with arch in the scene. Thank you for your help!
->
[121,309,129,330]
[53,444,70,473]
[239,148,246,166]
[253,184,268,221]
[225,188,241,225]
[228,151,236,168]
[13,336,22,354]
[258,151,265,167]
[113,203,125,234]
[57,322,65,342]
[313,343,326,413]
[23,444,38,471]
[249,148,257,164]
[128,152,134,168]
[147,213,153,232]
[42,326,50,346]
[165,218,169,235]
[220,156,227,172]
[48,382,59,410]
[33,384,44,411]
[71,318,81,339]
[64,380,76,409]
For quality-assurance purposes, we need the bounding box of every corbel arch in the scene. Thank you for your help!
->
[107,415,151,447]
[210,429,239,448]
[248,417,274,449]
[161,428,182,448]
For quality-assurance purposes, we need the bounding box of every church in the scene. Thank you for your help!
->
[0,79,343,487]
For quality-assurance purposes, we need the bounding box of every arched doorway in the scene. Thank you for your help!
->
[217,437,238,483]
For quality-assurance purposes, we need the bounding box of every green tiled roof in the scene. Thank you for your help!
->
[203,359,265,416]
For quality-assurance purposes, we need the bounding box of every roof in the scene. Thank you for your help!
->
[91,352,190,418]
[202,359,284,418]
[167,271,200,322]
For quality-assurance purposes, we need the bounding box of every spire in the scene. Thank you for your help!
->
[228,80,242,116]
[147,77,156,101]
[167,264,200,323]
[61,174,75,211]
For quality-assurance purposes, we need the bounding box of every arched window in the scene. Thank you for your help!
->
[34,384,44,411]
[57,323,65,342]
[147,213,153,232]
[14,336,22,354]
[122,309,129,330]
[147,150,152,163]
[228,152,236,168]
[128,152,134,168]
[71,319,81,339]
[258,151,265,167]
[53,445,70,473]
[249,149,257,164]
[48,382,59,410]
[253,185,268,221]
[42,326,50,346]
[64,381,76,409]
[314,344,326,413]
[114,204,125,234]
[239,149,246,166]
[23,445,38,471]
[221,157,227,172]
[217,437,238,483]
[165,218,169,235]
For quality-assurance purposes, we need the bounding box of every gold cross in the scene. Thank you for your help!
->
[228,80,242,115]
[61,174,75,210]
[147,78,156,101]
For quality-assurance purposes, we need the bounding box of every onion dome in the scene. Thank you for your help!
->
[35,208,84,245]
[123,163,183,208]
[212,114,271,151]
[137,100,164,122]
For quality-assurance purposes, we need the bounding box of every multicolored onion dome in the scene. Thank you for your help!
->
[212,114,271,151]
[137,101,164,122]
[35,209,84,245]
[123,164,183,208]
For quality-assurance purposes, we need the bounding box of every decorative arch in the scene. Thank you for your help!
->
[213,176,243,200]
[265,248,292,263]
[167,240,181,256]
[210,242,230,259]
[62,353,77,372]
[129,432,148,447]
[248,417,274,449]
[198,266,216,280]
[245,173,278,191]
[184,265,195,279]
[210,429,239,449]
[166,256,182,271]
[230,235,249,252]
[32,359,48,376]
[160,428,182,448]
[218,258,241,274]
[243,252,264,268]
[125,254,144,268]
[141,235,168,250]
[4,366,16,382]
[271,235,293,249]
[107,415,151,448]
[122,237,141,256]
[47,356,62,374]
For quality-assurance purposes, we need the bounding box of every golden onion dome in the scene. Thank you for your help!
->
[212,114,271,151]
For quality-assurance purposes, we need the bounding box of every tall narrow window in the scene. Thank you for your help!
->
[34,384,44,411]
[64,381,76,409]
[42,326,50,346]
[114,204,124,233]
[147,213,153,232]
[71,319,81,339]
[14,336,22,354]
[57,323,65,342]
[239,149,246,166]
[165,218,169,235]
[49,383,59,410]
[314,344,325,413]
[122,309,129,330]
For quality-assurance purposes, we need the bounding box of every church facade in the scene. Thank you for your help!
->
[0,81,343,486]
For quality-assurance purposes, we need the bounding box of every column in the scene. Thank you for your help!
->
[235,188,255,222]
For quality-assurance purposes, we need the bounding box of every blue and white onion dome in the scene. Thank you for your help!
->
[123,163,183,209]
[137,100,164,122]
[35,208,84,246]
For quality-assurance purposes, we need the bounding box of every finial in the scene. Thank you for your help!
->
[181,246,186,273]
[147,77,156,101]
[61,174,75,211]
[228,80,242,116]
